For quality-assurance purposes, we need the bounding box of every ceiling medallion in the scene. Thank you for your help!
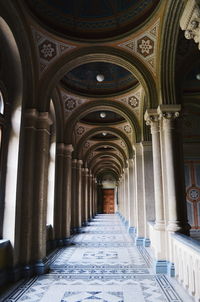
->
[100,112,106,118]
[96,74,104,82]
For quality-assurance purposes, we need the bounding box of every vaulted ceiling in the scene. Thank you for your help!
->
[16,0,199,184]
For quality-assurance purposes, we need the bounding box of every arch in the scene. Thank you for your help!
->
[92,160,122,176]
[37,46,158,111]
[84,142,127,165]
[90,155,123,172]
[0,16,23,245]
[94,166,120,179]
[66,100,140,144]
[51,87,65,142]
[88,152,124,170]
[160,0,184,104]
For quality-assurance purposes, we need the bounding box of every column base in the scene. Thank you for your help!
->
[124,220,129,228]
[143,238,151,247]
[129,227,136,234]
[135,237,144,246]
[154,260,175,276]
[33,259,49,275]
[63,238,71,246]
[135,237,150,247]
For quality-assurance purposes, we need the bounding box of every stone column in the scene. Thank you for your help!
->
[18,109,37,272]
[88,172,93,220]
[71,159,77,233]
[134,143,145,246]
[62,144,73,242]
[145,110,164,230]
[128,158,136,234]
[31,112,51,273]
[124,166,130,227]
[84,167,89,223]
[54,143,65,245]
[158,105,190,234]
[81,167,85,224]
[77,160,83,229]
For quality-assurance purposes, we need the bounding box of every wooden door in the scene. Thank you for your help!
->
[103,189,114,214]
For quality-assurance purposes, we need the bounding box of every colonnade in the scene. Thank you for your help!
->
[5,108,98,281]
[117,104,190,275]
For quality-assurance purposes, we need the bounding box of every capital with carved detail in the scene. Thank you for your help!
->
[180,0,200,49]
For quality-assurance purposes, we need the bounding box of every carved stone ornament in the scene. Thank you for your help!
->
[180,0,200,49]
[144,109,159,126]
[157,105,181,120]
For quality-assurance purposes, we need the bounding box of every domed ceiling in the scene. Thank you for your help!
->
[81,110,125,125]
[26,0,160,40]
[62,62,137,96]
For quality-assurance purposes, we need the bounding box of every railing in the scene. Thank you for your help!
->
[171,233,200,302]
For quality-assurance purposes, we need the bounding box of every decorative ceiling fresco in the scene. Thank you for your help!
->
[20,0,166,180]
[26,0,160,40]
[62,62,138,96]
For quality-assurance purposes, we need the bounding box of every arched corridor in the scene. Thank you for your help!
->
[0,0,200,301]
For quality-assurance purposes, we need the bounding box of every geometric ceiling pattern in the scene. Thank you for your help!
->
[118,19,160,74]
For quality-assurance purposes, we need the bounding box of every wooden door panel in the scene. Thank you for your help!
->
[103,189,114,214]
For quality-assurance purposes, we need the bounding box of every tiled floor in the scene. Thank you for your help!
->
[1,214,194,302]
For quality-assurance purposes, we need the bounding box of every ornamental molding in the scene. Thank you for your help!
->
[31,27,76,75]
[157,105,181,120]
[144,109,159,125]
[118,19,160,74]
[180,0,200,49]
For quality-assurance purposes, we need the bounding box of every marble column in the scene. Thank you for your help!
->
[18,109,37,273]
[158,105,190,234]
[62,144,73,243]
[128,158,136,234]
[31,112,51,273]
[134,143,145,246]
[145,110,164,230]
[88,172,93,220]
[71,159,77,233]
[93,177,97,217]
[84,167,89,223]
[54,143,65,245]
[124,165,130,227]
[77,160,83,229]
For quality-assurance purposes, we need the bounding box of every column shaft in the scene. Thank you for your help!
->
[62,144,73,240]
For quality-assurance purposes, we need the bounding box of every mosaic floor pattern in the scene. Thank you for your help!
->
[1,214,193,302]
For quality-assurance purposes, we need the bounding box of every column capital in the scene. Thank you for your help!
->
[77,159,83,167]
[144,109,159,125]
[24,108,38,127]
[180,0,200,49]
[37,112,52,130]
[72,159,77,167]
[157,105,181,120]
[64,144,74,157]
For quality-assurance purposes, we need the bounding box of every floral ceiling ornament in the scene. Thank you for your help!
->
[65,98,76,111]
[39,40,57,61]
[118,19,160,74]
[84,141,90,148]
[128,96,139,108]
[32,27,76,75]
[120,141,126,148]
[76,126,85,135]
[124,125,132,133]
[137,36,154,57]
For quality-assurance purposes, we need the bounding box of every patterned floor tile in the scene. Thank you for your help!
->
[1,214,193,302]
